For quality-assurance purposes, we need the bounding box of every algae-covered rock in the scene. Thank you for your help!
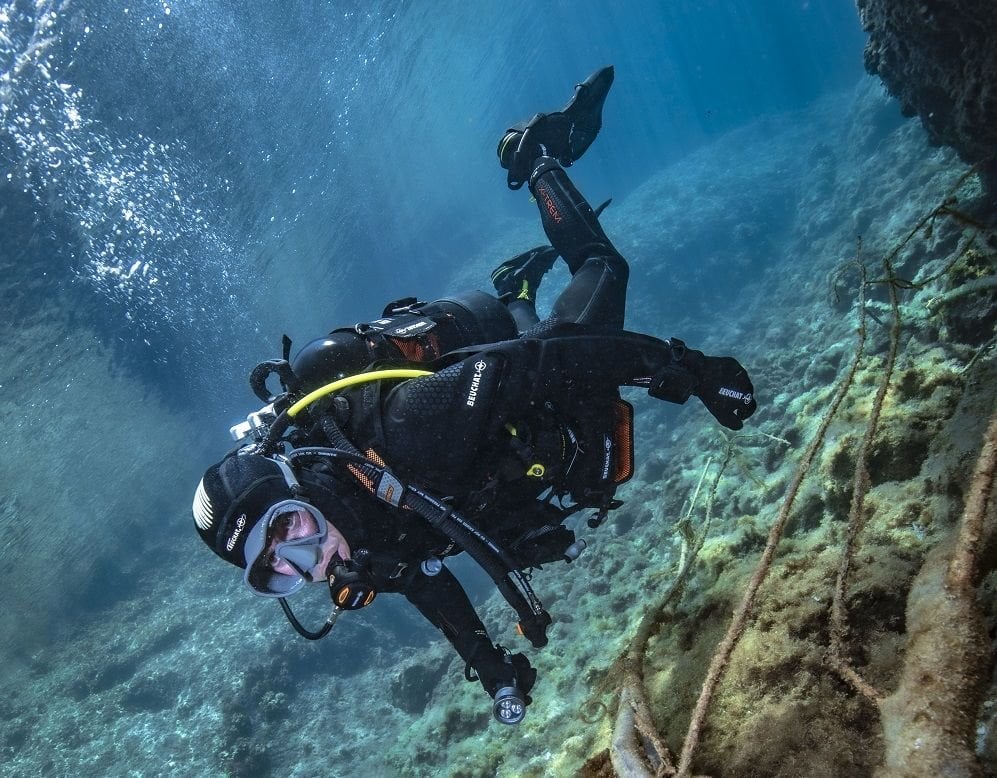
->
[857,0,997,197]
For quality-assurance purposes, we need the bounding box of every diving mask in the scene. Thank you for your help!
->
[243,499,330,598]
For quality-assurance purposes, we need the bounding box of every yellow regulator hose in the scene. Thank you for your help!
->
[286,369,433,418]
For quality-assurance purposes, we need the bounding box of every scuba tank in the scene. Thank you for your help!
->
[290,290,518,393]
[243,289,517,407]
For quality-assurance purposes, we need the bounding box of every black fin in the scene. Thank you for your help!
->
[560,65,615,164]
[500,65,615,189]
[491,245,559,299]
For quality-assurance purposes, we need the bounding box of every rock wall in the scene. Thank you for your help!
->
[857,0,997,197]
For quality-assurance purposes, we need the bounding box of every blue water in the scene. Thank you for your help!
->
[1,1,870,775]
[2,1,864,403]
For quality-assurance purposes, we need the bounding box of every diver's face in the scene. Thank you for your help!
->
[266,508,352,581]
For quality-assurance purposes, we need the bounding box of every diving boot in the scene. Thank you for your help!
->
[498,65,615,189]
[491,245,559,303]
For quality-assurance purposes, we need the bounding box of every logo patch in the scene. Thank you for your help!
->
[225,514,247,552]
[718,387,753,405]
[536,181,563,224]
[466,360,488,407]
[391,320,432,336]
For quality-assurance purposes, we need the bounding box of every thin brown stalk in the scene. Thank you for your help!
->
[675,263,869,777]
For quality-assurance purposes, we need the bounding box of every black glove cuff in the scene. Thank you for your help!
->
[647,338,704,404]
[648,364,697,404]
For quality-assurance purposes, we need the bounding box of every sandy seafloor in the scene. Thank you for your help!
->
[2,76,995,777]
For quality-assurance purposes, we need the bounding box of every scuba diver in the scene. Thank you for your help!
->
[192,65,756,726]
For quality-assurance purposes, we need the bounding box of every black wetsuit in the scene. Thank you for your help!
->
[287,158,682,697]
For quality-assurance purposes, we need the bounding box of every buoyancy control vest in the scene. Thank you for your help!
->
[250,296,639,554]
[328,330,637,524]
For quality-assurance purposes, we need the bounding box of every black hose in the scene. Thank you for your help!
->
[398,485,551,648]
[403,486,542,608]
[259,410,292,455]
[278,598,336,640]
[287,441,552,648]
[317,416,383,485]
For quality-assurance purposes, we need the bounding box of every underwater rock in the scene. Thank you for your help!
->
[389,654,450,715]
[857,0,997,198]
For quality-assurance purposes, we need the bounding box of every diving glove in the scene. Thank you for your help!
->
[498,65,615,189]
[649,339,757,431]
[695,354,757,430]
